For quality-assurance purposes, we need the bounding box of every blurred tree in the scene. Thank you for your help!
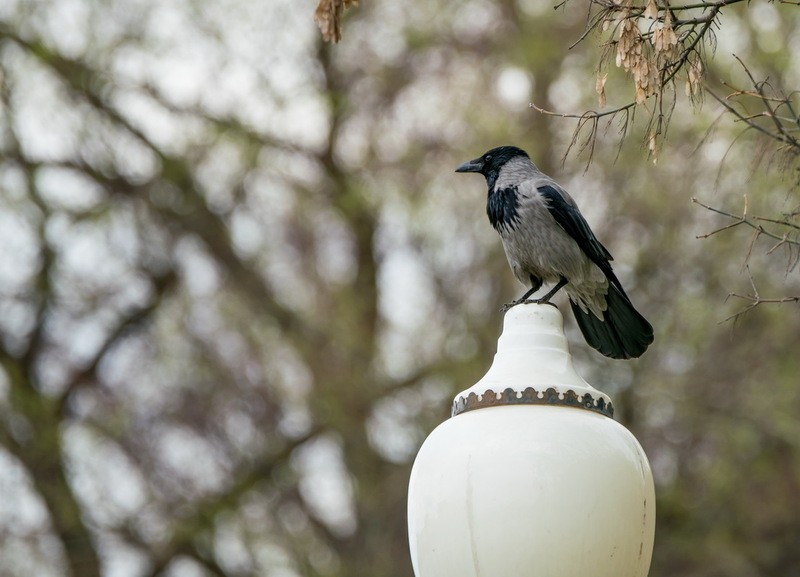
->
[0,2,798,577]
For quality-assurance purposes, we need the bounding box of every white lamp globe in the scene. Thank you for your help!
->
[407,304,655,577]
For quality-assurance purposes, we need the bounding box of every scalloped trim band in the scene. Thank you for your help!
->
[452,387,614,419]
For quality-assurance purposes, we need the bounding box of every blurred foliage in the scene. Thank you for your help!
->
[0,1,798,577]
[536,0,800,164]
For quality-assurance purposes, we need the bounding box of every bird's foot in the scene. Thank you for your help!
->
[522,298,558,308]
[501,298,557,312]
[500,299,527,314]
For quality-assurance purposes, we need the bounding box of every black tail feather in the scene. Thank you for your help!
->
[570,284,653,359]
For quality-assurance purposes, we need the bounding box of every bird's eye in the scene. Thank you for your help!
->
[485,154,492,162]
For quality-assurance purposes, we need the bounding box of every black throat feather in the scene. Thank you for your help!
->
[487,185,521,231]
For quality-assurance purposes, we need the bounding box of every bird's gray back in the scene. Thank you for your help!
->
[492,159,608,315]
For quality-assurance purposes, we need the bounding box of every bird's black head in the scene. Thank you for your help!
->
[455,146,530,189]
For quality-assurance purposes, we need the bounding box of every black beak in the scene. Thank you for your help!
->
[455,158,483,173]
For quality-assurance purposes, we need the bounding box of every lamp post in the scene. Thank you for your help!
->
[407,304,655,577]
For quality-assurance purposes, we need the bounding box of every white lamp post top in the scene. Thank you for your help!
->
[408,303,656,577]
[452,303,614,418]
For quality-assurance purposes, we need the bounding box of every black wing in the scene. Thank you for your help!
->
[537,184,618,282]
[538,183,653,355]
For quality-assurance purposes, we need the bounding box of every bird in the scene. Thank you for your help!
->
[455,145,653,359]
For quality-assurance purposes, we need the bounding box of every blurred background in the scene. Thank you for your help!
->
[0,0,799,576]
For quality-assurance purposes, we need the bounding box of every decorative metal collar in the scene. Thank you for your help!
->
[452,386,614,419]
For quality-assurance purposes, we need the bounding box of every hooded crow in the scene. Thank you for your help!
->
[456,145,653,359]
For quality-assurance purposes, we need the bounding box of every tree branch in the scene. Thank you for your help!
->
[56,268,178,417]
[537,0,796,159]
[0,30,326,357]
[113,426,323,577]
[0,354,103,577]
[721,266,800,324]
[692,196,800,248]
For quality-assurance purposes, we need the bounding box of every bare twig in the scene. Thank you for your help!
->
[531,101,636,164]
[755,215,800,231]
[721,266,800,324]
[692,196,800,248]
[707,59,800,166]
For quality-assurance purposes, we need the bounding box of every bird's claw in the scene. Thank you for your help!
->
[500,301,518,313]
[501,299,557,313]
[522,298,558,308]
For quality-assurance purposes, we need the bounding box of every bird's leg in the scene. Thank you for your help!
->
[526,276,568,305]
[501,275,543,312]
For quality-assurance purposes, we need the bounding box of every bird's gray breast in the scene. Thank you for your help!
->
[495,183,591,285]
